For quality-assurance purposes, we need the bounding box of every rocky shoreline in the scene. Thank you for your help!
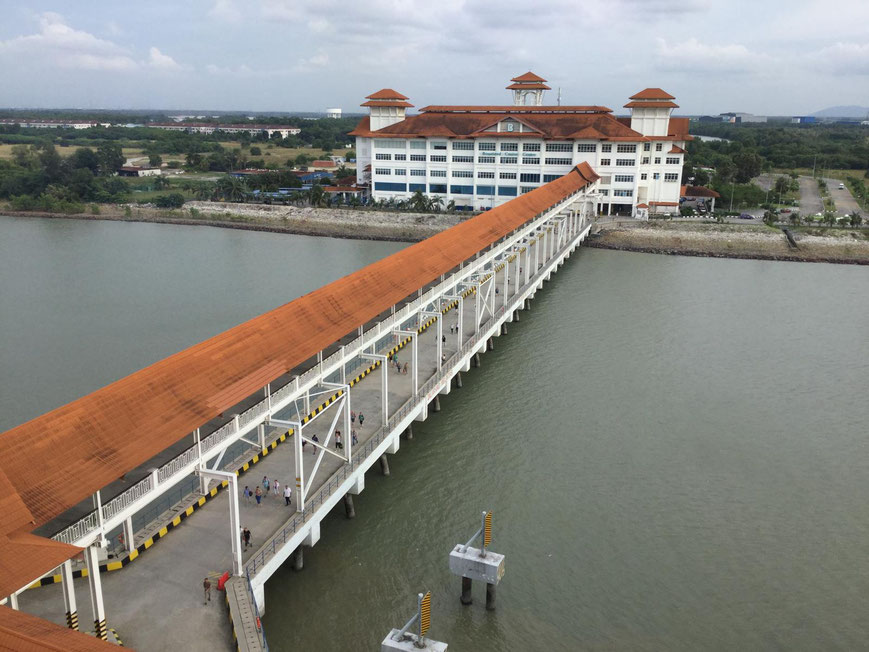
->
[588,222,869,265]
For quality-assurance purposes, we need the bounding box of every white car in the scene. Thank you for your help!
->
[839,183,845,190]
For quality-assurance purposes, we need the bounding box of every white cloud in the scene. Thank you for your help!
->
[654,37,776,75]
[294,50,330,72]
[209,0,242,22]
[147,47,184,71]
[812,42,869,76]
[307,18,330,33]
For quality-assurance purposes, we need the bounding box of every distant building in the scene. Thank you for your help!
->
[148,123,301,138]
[117,166,162,177]
[720,112,767,124]
[791,116,817,124]
[311,160,339,170]
[350,73,692,217]
[0,118,98,130]
[326,108,342,119]
[699,115,726,123]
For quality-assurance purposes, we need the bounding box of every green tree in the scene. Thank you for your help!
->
[153,175,170,190]
[733,151,763,183]
[249,146,262,156]
[310,184,325,207]
[822,211,837,227]
[148,153,163,168]
[97,142,124,176]
[409,190,429,212]
[774,176,791,197]
[849,211,863,227]
[69,147,100,173]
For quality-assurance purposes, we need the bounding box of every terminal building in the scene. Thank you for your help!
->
[350,73,692,217]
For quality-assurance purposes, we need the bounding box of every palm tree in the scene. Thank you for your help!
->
[194,183,213,201]
[446,199,456,213]
[409,190,429,212]
[153,176,170,190]
[430,195,444,212]
[310,184,325,207]
[216,175,248,202]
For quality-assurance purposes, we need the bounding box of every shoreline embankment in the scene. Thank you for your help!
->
[4,204,868,265]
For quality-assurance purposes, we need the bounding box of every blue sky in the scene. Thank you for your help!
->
[0,1,867,115]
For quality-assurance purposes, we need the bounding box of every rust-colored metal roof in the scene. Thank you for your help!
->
[623,100,679,109]
[0,606,120,651]
[418,105,611,114]
[0,531,81,598]
[629,88,675,100]
[360,100,414,108]
[670,145,686,154]
[511,72,547,82]
[0,164,598,533]
[365,88,409,100]
[506,82,551,90]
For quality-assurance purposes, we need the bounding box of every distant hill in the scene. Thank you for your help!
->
[812,105,869,118]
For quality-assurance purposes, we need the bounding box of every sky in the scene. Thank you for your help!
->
[0,1,867,116]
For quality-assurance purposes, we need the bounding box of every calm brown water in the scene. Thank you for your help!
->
[2,216,868,650]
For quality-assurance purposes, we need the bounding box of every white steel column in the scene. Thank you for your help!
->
[123,516,134,553]
[61,560,78,629]
[393,329,418,395]
[198,469,242,576]
[7,592,18,610]
[323,383,351,462]
[421,311,442,370]
[195,428,208,494]
[85,544,107,640]
[361,352,387,424]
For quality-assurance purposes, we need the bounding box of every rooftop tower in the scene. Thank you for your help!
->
[362,89,413,130]
[506,72,551,106]
[624,88,678,137]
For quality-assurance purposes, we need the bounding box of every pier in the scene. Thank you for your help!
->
[0,165,599,649]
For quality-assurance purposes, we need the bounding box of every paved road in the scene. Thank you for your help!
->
[825,178,862,216]
[797,176,824,217]
[18,236,546,650]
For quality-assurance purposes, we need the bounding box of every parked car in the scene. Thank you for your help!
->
[739,213,753,219]
[780,208,791,213]
[839,183,845,190]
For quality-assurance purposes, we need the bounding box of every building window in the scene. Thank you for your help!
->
[613,189,633,197]
[375,153,391,160]
[394,168,406,175]
[394,153,406,161]
[378,140,405,149]
[452,155,474,163]
[410,154,426,162]
[478,156,496,164]
[520,173,540,183]
[498,186,518,196]
[430,155,446,162]
[543,174,562,182]
[664,173,679,182]
[545,143,572,152]
[452,170,473,178]
[478,171,495,179]
[599,175,611,185]
[655,143,663,151]
[374,182,406,191]
[653,173,660,180]
[615,159,635,167]
[599,189,609,196]
[430,169,447,177]
[410,169,426,176]
[654,157,661,164]
[476,185,496,195]
[643,143,651,151]
[544,157,572,165]
[478,142,496,151]
[642,157,650,165]
[601,144,612,152]
[666,157,681,165]
[409,183,425,192]
[431,142,447,150]
[521,186,537,194]
[452,141,474,150]
[501,143,518,151]
[577,144,597,152]
[501,157,518,164]
[640,173,648,180]
[450,184,474,194]
[600,158,611,166]
[429,183,447,193]
[499,172,517,179]
[523,157,540,165]
[614,175,634,183]
[522,143,541,151]
[616,144,637,153]
[410,141,426,150]
[375,168,391,175]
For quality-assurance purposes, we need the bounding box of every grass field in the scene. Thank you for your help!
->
[775,168,867,182]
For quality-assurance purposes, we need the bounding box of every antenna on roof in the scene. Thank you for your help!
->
[557,87,562,106]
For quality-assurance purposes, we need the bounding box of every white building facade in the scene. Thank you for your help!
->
[351,74,691,217]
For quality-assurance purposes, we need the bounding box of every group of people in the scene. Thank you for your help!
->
[243,476,292,507]
[389,351,409,374]
[449,323,460,334]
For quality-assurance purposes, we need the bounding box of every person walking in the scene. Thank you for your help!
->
[272,479,280,496]
[283,484,292,506]
[358,412,364,427]
[262,476,270,496]
[442,334,446,344]
[402,362,408,375]
[243,527,251,549]
[351,428,358,445]
[243,485,251,503]
[335,431,343,450]
[254,486,262,507]
[351,410,356,424]
[203,577,212,604]
[311,433,319,454]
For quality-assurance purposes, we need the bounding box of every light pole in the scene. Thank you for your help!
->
[729,180,735,212]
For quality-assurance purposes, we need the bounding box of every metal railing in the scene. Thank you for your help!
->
[102,475,153,522]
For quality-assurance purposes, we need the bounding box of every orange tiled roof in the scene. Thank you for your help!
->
[650,201,679,206]
[418,105,611,114]
[682,185,720,198]
[613,116,693,141]
[629,88,675,100]
[511,72,547,82]
[360,100,414,108]
[349,111,642,141]
[323,186,363,193]
[0,164,598,533]
[0,606,118,651]
[506,82,551,90]
[365,88,409,100]
[637,203,649,209]
[669,145,686,154]
[623,100,679,109]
